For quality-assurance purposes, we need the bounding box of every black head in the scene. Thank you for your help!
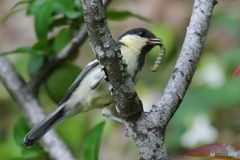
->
[118,28,157,41]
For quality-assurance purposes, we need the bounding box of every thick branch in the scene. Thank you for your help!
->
[130,0,217,159]
[154,0,217,128]
[80,0,143,119]
[0,57,75,160]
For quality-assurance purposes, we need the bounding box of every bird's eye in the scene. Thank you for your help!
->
[137,31,145,37]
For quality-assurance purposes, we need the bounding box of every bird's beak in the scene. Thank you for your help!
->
[146,38,163,46]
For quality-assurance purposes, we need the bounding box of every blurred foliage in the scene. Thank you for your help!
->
[106,10,151,22]
[7,118,47,160]
[83,121,105,160]
[0,0,240,160]
[164,5,240,159]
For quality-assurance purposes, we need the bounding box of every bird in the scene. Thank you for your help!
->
[23,28,163,147]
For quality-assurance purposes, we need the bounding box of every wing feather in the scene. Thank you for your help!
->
[58,59,99,106]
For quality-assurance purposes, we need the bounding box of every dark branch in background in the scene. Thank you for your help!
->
[80,0,143,120]
[27,0,112,96]
[80,0,217,159]
[27,25,88,95]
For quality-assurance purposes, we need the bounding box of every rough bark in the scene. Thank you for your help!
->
[81,0,143,120]
[80,0,217,159]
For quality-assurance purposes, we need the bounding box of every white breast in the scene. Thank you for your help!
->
[121,45,139,78]
[119,34,147,78]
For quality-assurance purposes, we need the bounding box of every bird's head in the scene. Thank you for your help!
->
[117,28,163,78]
[118,28,162,53]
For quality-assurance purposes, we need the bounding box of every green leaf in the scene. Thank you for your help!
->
[83,121,106,160]
[33,39,56,57]
[32,39,48,50]
[27,0,82,39]
[28,55,44,77]
[34,2,54,39]
[12,0,32,10]
[13,118,30,147]
[27,0,57,39]
[54,1,82,19]
[6,157,27,160]
[1,7,27,24]
[106,10,151,22]
[73,0,82,10]
[21,147,45,159]
[12,118,47,160]
[13,118,46,159]
[54,28,74,53]
[0,47,45,56]
[51,17,69,28]
[45,62,81,103]
[0,39,55,57]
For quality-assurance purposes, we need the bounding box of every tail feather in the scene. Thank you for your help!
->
[23,105,65,147]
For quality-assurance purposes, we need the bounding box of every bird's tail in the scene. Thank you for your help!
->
[23,104,65,147]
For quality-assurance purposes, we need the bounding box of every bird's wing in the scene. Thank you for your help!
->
[24,59,100,147]
[58,59,99,106]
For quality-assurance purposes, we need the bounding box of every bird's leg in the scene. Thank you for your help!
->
[104,114,124,123]
[101,107,123,123]
[101,107,132,137]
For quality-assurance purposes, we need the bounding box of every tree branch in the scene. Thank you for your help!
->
[132,0,217,159]
[0,56,75,160]
[80,0,217,159]
[80,0,143,120]
[155,0,217,129]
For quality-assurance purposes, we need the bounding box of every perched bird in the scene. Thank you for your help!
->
[23,28,163,147]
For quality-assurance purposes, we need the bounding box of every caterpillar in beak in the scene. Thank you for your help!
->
[151,43,166,72]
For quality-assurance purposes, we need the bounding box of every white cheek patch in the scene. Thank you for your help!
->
[119,35,147,53]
